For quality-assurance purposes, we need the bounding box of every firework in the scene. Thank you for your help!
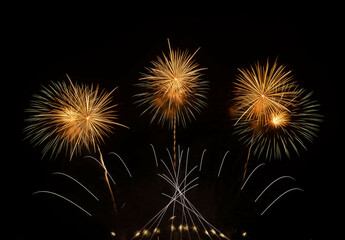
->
[233,58,298,125]
[25,75,128,213]
[25,75,127,159]
[233,59,321,183]
[135,39,208,128]
[135,40,208,167]
[235,88,322,160]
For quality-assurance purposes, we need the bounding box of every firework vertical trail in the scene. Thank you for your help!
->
[173,116,177,169]
[242,134,254,184]
[24,75,129,218]
[83,155,116,185]
[97,146,117,213]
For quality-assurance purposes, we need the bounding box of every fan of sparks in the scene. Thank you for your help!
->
[233,59,322,159]
[135,39,208,128]
[132,145,229,240]
[24,75,127,159]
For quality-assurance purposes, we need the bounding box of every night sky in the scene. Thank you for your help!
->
[9,5,340,240]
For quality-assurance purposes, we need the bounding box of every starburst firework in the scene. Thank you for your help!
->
[233,58,298,125]
[25,75,128,213]
[135,39,208,128]
[235,88,322,160]
[25,75,127,159]
[233,59,321,183]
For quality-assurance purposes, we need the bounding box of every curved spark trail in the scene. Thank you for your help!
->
[32,190,92,216]
[150,144,158,167]
[261,187,304,215]
[52,172,99,201]
[241,163,266,190]
[218,150,230,177]
[255,175,296,202]
[108,152,132,177]
[199,149,207,171]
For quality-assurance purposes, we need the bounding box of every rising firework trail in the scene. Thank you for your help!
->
[135,39,208,168]
[25,75,128,213]
[232,59,298,181]
[233,59,322,182]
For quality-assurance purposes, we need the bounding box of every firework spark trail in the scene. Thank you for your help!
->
[84,155,116,185]
[217,150,229,177]
[134,145,228,240]
[52,172,99,201]
[150,144,158,167]
[162,192,224,237]
[32,190,92,216]
[254,175,296,202]
[108,152,132,177]
[199,149,207,171]
[132,148,189,237]
[241,163,266,190]
[131,183,198,240]
[260,187,304,215]
[98,148,117,213]
[242,134,254,183]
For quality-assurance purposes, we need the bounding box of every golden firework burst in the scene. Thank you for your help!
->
[233,58,298,125]
[135,39,208,128]
[270,110,290,128]
[24,75,127,159]
[234,88,322,160]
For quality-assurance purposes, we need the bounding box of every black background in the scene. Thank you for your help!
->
[8,4,340,240]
